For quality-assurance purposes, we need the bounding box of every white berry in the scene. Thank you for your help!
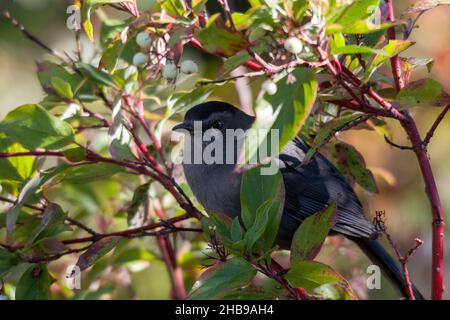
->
[180,60,198,74]
[136,31,152,48]
[284,37,303,54]
[162,63,178,79]
[133,52,148,66]
[262,80,277,95]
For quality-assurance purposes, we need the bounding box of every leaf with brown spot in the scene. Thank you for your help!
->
[76,237,122,271]
[333,142,378,193]
[290,203,337,263]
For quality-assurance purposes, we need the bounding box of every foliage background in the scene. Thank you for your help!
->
[0,0,450,299]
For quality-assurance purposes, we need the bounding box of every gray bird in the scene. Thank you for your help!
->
[173,101,424,300]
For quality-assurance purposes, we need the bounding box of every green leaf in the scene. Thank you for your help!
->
[76,62,117,88]
[99,42,124,72]
[223,51,252,73]
[304,113,364,162]
[37,61,95,102]
[285,260,355,298]
[331,44,390,56]
[99,18,130,50]
[396,78,445,108]
[290,203,337,263]
[16,264,53,300]
[240,166,284,250]
[26,203,68,245]
[189,258,256,299]
[230,217,243,242]
[52,163,125,184]
[332,0,380,26]
[76,237,122,271]
[127,182,151,226]
[194,14,250,57]
[243,200,271,252]
[0,249,19,277]
[6,174,44,240]
[83,15,94,42]
[81,0,131,42]
[205,214,233,248]
[326,0,399,35]
[333,142,378,193]
[160,0,187,17]
[51,77,74,99]
[63,146,88,162]
[240,68,317,166]
[327,21,399,35]
[0,104,75,150]
[109,97,135,160]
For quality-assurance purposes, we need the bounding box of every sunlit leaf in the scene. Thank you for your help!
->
[240,68,317,166]
[0,104,75,150]
[51,77,74,99]
[285,260,355,299]
[0,140,34,182]
[365,40,414,81]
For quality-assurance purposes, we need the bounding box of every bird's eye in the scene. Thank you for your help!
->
[212,120,223,130]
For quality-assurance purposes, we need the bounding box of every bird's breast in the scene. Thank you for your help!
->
[183,164,242,218]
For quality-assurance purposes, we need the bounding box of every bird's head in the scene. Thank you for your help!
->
[172,101,254,134]
[172,101,255,167]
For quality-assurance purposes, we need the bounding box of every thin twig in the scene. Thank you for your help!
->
[423,105,450,147]
[2,10,72,65]
[384,135,414,150]
[374,211,423,300]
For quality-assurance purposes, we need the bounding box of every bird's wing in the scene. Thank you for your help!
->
[276,138,378,240]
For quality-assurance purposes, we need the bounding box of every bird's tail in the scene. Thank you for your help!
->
[353,237,425,300]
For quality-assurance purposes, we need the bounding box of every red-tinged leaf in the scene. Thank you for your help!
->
[189,258,256,299]
[76,237,122,271]
[403,0,450,15]
[290,203,337,263]
[285,261,356,300]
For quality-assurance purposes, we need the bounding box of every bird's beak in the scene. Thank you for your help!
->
[172,122,192,132]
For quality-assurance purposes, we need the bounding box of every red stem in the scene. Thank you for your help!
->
[157,236,187,300]
[385,0,444,299]
[385,0,405,92]
[401,116,445,300]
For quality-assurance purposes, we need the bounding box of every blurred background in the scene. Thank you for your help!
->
[1,0,450,299]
